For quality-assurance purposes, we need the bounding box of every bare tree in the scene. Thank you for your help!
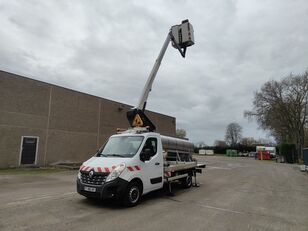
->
[305,128,308,147]
[196,141,206,148]
[214,140,227,147]
[225,123,242,146]
[245,71,308,160]
[256,138,276,146]
[176,128,186,138]
[240,137,256,146]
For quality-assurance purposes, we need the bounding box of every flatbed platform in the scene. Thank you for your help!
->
[164,161,206,172]
[164,162,197,172]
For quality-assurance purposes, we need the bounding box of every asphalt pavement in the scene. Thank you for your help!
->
[0,156,307,231]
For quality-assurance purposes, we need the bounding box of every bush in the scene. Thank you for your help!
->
[279,143,296,163]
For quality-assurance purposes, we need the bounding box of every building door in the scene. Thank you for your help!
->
[20,137,38,165]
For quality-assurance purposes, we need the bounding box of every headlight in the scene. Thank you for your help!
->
[77,171,81,180]
[106,163,126,182]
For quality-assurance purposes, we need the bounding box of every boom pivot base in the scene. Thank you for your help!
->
[126,109,156,132]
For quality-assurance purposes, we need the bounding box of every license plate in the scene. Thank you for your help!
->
[84,186,96,192]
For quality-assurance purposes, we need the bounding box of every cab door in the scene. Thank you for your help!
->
[141,137,163,192]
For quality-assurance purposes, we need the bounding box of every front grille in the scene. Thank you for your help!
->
[80,171,109,185]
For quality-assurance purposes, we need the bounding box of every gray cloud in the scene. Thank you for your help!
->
[1,0,308,144]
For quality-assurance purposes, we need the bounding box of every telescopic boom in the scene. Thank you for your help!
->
[127,19,195,131]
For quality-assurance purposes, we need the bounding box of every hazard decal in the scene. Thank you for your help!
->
[132,114,143,127]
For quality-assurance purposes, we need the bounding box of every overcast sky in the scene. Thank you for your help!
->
[1,0,308,145]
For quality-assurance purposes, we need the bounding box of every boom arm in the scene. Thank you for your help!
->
[136,33,171,111]
[127,19,195,131]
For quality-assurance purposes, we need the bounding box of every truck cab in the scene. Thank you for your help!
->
[77,128,164,206]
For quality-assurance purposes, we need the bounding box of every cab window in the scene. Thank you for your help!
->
[143,138,157,157]
[97,136,144,157]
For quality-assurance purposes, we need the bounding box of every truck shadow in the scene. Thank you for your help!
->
[80,183,189,209]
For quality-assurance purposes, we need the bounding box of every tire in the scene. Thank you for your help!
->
[86,197,99,202]
[181,175,193,188]
[123,181,142,207]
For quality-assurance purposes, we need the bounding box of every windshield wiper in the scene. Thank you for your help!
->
[97,153,108,157]
[107,154,126,158]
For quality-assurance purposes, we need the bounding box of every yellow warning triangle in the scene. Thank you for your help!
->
[132,114,143,127]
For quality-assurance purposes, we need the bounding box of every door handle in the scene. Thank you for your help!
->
[155,162,160,165]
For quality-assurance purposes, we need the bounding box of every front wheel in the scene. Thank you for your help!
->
[123,182,141,207]
[181,175,193,188]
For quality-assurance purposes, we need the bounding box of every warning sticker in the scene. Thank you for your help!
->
[132,114,143,127]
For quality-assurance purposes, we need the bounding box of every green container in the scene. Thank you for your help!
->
[226,149,237,157]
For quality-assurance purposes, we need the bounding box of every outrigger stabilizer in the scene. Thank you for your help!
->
[127,19,195,130]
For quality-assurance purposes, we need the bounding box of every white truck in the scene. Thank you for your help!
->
[77,20,205,206]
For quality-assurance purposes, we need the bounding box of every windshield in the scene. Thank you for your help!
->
[97,136,144,158]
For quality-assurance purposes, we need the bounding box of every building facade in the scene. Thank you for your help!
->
[0,71,176,168]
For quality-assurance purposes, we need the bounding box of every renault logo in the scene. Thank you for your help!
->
[89,170,94,178]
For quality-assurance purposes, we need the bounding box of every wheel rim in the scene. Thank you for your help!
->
[129,186,140,204]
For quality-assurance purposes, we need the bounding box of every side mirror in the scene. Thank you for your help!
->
[140,148,151,162]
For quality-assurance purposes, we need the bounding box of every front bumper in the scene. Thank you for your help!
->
[77,178,128,200]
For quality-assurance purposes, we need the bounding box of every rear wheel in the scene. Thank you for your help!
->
[181,175,193,188]
[123,181,142,207]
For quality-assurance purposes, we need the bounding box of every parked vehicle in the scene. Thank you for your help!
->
[77,129,205,206]
[77,20,205,206]
[249,152,256,158]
